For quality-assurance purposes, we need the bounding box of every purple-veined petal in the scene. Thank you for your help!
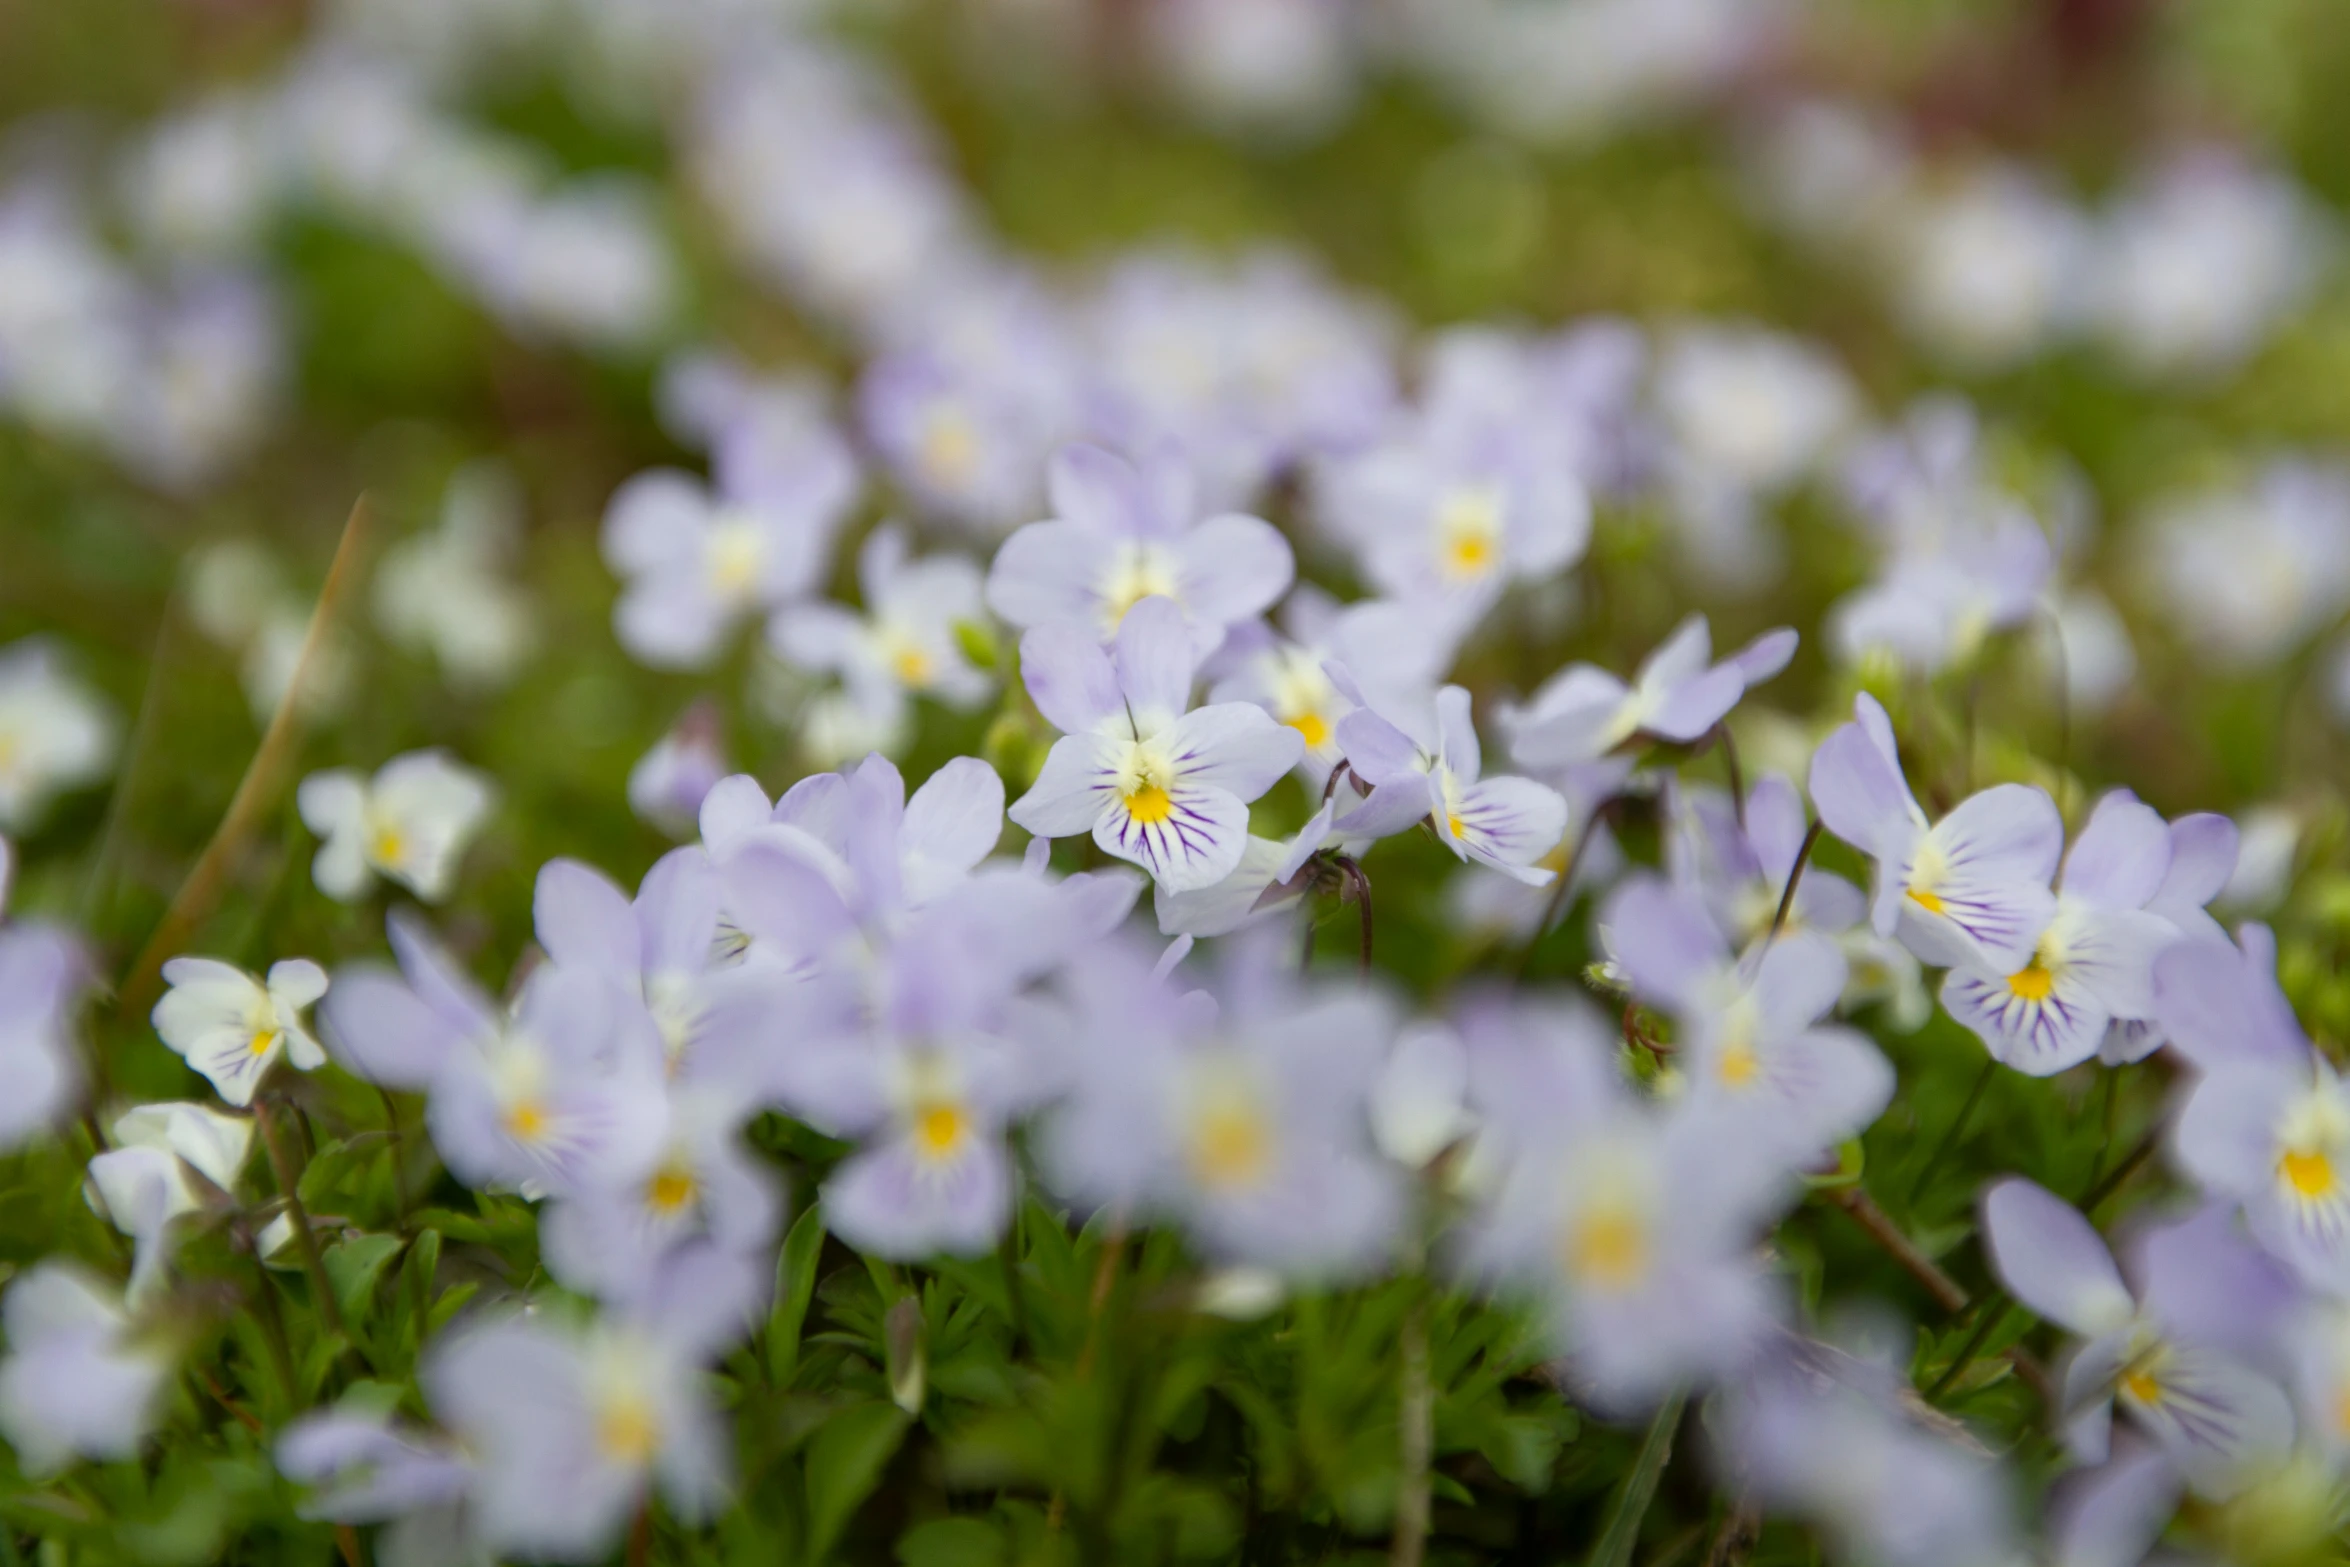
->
[1008,733,1121,839]
[1158,703,1303,804]
[2170,1063,2299,1200]
[2127,1344,2294,1500]
[1444,775,1568,883]
[825,1131,1012,1260]
[1944,966,2109,1076]
[1093,781,1249,893]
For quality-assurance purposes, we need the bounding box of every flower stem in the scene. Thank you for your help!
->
[1390,1271,1432,1567]
[1587,1388,1686,1567]
[1766,819,1825,944]
[1907,1057,1996,1206]
[257,1097,356,1355]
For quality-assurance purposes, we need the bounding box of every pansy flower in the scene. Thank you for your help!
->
[1505,615,1796,771]
[0,639,115,834]
[1664,775,1865,950]
[83,1100,253,1304]
[1940,790,2179,1076]
[1807,692,2061,972]
[297,749,493,905]
[984,444,1294,652]
[627,702,727,841]
[1009,596,1300,893]
[0,920,87,1151]
[769,523,992,728]
[151,956,328,1107]
[1334,681,1567,885]
[277,1406,482,1567]
[0,1263,172,1477]
[1983,1179,2294,1499]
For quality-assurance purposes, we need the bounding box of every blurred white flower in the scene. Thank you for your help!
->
[0,1263,172,1477]
[2148,460,2350,667]
[0,639,114,833]
[297,750,494,903]
[375,463,539,690]
[85,1100,254,1302]
[1894,165,2088,371]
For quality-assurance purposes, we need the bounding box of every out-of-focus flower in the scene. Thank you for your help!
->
[1009,597,1301,892]
[1604,876,1892,1159]
[0,639,115,834]
[771,523,991,730]
[2092,152,2328,382]
[601,421,860,669]
[986,444,1293,652]
[277,1405,484,1567]
[1982,1179,2294,1499]
[1940,790,2177,1076]
[1892,165,2088,371]
[119,93,280,260]
[1038,936,1404,1278]
[1336,682,1568,885]
[84,1100,253,1303]
[0,833,12,914]
[2156,928,2350,1293]
[425,1303,729,1562]
[2100,810,2236,1066]
[1144,0,1365,142]
[1666,774,1864,951]
[1507,615,1795,770]
[2218,805,2299,914]
[628,703,728,840]
[0,921,87,1150]
[2148,460,2350,668]
[320,912,668,1199]
[375,462,538,690]
[1368,1019,1476,1171]
[152,956,328,1107]
[298,750,493,904]
[0,1263,173,1477]
[1808,693,2061,972]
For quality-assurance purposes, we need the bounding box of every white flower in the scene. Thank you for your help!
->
[0,1263,172,1476]
[297,750,493,903]
[374,463,538,690]
[84,1101,253,1303]
[152,957,328,1107]
[0,639,114,833]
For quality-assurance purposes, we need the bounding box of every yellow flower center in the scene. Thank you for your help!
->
[1906,886,1945,915]
[248,1027,281,1058]
[1434,487,1504,582]
[1125,783,1175,825]
[596,1395,660,1464]
[2121,1367,2162,1406]
[890,644,935,688]
[706,520,765,599]
[913,1102,969,1163]
[1187,1101,1273,1191]
[503,1101,549,1144]
[647,1165,698,1214]
[919,407,979,487]
[2282,1148,2337,1200]
[1717,1043,1760,1088]
[1099,543,1180,631]
[2007,961,2055,1003]
[1567,1207,1649,1292]
[1445,810,1467,839]
[368,825,406,868]
[1285,711,1331,750]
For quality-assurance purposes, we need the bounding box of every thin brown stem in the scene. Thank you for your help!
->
[257,1097,353,1350]
[1827,1187,1968,1313]
[1714,724,1746,829]
[1703,1499,1759,1567]
[378,1087,412,1226]
[1766,820,1825,945]
[2079,1125,2161,1216]
[118,496,372,1019]
[1514,798,1615,978]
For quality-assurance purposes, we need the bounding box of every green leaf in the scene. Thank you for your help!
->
[769,1206,826,1385]
[323,1232,403,1332]
[1585,1388,1686,1567]
[803,1401,911,1562]
[426,1281,480,1337]
[895,1516,1005,1567]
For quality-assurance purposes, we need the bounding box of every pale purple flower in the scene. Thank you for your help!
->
[1807,692,2061,972]
[1982,1179,2294,1499]
[1459,997,1787,1410]
[425,1303,728,1562]
[1036,935,1404,1279]
[2148,459,2350,669]
[1664,774,1865,949]
[627,702,727,840]
[1506,615,1796,770]
[1153,803,1333,939]
[2102,810,2235,1066]
[0,639,115,833]
[0,921,87,1150]
[770,523,992,728]
[1940,790,2180,1076]
[152,956,327,1107]
[2047,1441,2182,1567]
[1335,682,1568,885]
[1009,596,1300,892]
[277,1406,484,1567]
[985,444,1294,652]
[2156,926,2350,1293]
[1447,757,1634,941]
[1893,164,2090,371]
[1603,876,1892,1160]
[0,1263,172,1477]
[297,750,493,905]
[319,912,668,1199]
[600,420,859,669]
[1717,1339,2017,1567]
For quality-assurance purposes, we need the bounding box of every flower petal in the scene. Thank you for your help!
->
[1093,781,1249,892]
[1018,622,1123,736]
[1157,703,1302,804]
[1007,734,1120,839]
[1177,514,1294,627]
[1981,1177,2135,1338]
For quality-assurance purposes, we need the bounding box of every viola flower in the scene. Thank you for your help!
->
[297,750,494,905]
[2155,927,2350,1293]
[1603,876,1893,1160]
[151,956,328,1107]
[319,912,667,1200]
[2148,460,2350,670]
[1506,615,1797,770]
[984,444,1294,651]
[1664,774,1865,950]
[769,523,992,728]
[373,462,538,691]
[1009,596,1301,893]
[1367,1019,1477,1173]
[1153,802,1333,938]
[599,420,859,669]
[0,638,115,833]
[1807,692,2062,972]
[1334,682,1568,885]
[1982,1178,2294,1498]
[627,702,728,841]
[1035,936,1404,1279]
[276,1406,481,1567]
[0,920,88,1151]
[1940,790,2179,1076]
[0,1263,173,1477]
[1459,998,1787,1410]
[84,1100,253,1303]
[425,1303,728,1563]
